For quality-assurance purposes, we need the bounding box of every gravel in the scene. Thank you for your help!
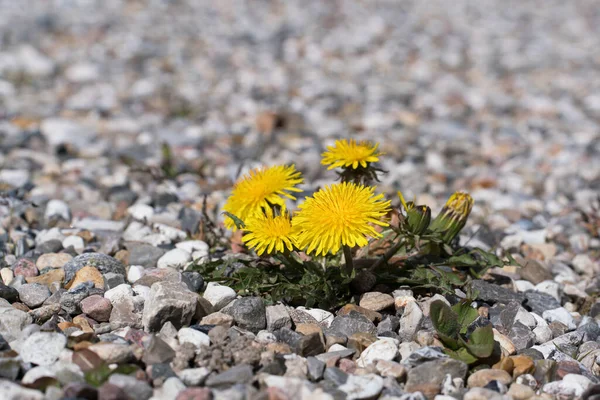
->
[0,0,599,398]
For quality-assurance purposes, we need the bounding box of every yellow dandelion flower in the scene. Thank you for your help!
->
[242,212,296,255]
[321,139,382,170]
[223,165,303,230]
[293,182,391,256]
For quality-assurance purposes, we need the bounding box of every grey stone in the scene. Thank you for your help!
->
[108,373,153,400]
[577,322,600,342]
[471,280,525,305]
[307,356,326,381]
[224,297,266,333]
[405,358,468,397]
[60,281,93,315]
[205,364,254,388]
[509,322,536,352]
[524,290,561,315]
[326,311,377,338]
[142,281,198,332]
[324,367,348,385]
[0,306,33,341]
[63,253,126,285]
[17,283,51,308]
[266,304,292,331]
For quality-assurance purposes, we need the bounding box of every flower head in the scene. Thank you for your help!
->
[321,139,382,170]
[242,212,296,255]
[223,165,303,230]
[293,182,391,256]
[429,192,474,242]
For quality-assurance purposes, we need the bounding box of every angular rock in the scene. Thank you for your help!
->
[326,311,377,339]
[0,282,19,303]
[143,281,198,332]
[471,280,525,305]
[266,304,292,331]
[359,292,394,311]
[356,337,399,367]
[223,297,266,333]
[398,300,424,342]
[126,243,167,268]
[205,364,254,388]
[524,291,561,315]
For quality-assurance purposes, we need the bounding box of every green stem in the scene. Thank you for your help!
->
[343,245,355,277]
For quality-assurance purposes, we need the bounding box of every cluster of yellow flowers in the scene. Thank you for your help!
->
[222,139,473,258]
[222,139,389,256]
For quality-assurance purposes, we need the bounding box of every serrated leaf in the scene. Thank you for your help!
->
[222,211,245,229]
[451,302,479,333]
[430,300,459,339]
[464,324,495,358]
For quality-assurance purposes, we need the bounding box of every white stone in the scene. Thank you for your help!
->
[72,218,125,232]
[0,380,44,400]
[1,267,14,285]
[133,285,151,302]
[40,118,96,148]
[514,280,535,292]
[127,204,155,221]
[176,240,209,254]
[357,337,399,367]
[35,227,66,245]
[301,308,334,328]
[338,374,384,400]
[127,265,145,283]
[104,284,134,304]
[256,330,277,344]
[62,235,84,252]
[328,344,348,353]
[515,307,537,329]
[177,367,210,386]
[151,377,186,400]
[203,282,236,311]
[531,313,552,344]
[543,308,576,330]
[45,199,71,221]
[572,254,599,276]
[123,221,153,241]
[0,169,29,187]
[157,249,192,269]
[22,362,83,385]
[535,280,561,301]
[154,223,187,241]
[398,341,420,361]
[17,45,55,77]
[20,332,67,366]
[398,300,423,341]
[65,62,99,83]
[178,327,210,351]
[142,233,171,246]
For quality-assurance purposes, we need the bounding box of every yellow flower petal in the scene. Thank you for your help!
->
[321,139,382,170]
[223,165,303,230]
[242,213,297,256]
[293,182,391,256]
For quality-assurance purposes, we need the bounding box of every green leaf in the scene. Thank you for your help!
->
[430,300,459,339]
[446,347,479,365]
[464,325,495,358]
[451,302,479,333]
[448,253,479,267]
[222,212,245,229]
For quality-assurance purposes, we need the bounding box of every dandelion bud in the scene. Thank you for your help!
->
[429,192,474,242]
[405,203,432,235]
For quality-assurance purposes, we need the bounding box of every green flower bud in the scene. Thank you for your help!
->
[405,203,431,235]
[429,192,474,242]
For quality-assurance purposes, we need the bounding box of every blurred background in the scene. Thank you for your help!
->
[1,0,599,248]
